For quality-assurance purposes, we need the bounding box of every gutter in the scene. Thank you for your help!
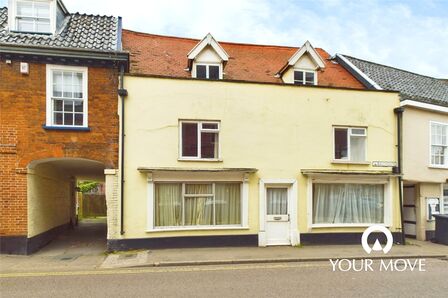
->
[0,43,129,64]
[118,66,128,235]
[394,107,406,245]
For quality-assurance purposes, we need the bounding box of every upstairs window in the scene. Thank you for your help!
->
[430,122,448,167]
[294,70,316,85]
[46,65,88,127]
[195,64,221,80]
[15,0,51,33]
[334,127,367,162]
[180,121,220,159]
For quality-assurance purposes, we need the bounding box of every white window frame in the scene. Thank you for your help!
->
[179,120,221,161]
[46,64,88,128]
[146,173,250,232]
[293,69,317,85]
[307,176,392,229]
[333,126,367,162]
[192,62,223,80]
[9,0,56,34]
[429,121,448,168]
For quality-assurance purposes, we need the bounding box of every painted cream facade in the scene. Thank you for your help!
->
[109,76,402,247]
[27,162,73,237]
[402,106,448,240]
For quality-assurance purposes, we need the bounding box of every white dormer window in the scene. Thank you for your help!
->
[194,64,221,80]
[187,33,229,81]
[15,0,51,33]
[277,41,325,85]
[8,0,63,34]
[294,70,316,85]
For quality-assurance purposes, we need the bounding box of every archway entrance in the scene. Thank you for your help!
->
[27,158,107,254]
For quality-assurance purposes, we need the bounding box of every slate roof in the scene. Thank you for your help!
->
[0,7,120,52]
[122,29,365,89]
[342,55,448,107]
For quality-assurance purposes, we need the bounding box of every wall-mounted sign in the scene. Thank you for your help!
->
[372,161,397,167]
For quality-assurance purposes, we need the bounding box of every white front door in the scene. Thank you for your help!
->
[265,187,290,245]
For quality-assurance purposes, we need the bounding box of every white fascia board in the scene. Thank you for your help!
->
[187,33,229,61]
[336,54,383,90]
[288,41,326,69]
[400,100,448,113]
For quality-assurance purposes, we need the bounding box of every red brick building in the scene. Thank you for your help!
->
[0,1,127,254]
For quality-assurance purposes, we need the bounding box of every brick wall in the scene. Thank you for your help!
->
[0,60,119,236]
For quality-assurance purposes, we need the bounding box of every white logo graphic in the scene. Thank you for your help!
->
[361,225,393,254]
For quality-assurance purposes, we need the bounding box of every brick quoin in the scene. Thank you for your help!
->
[0,60,119,236]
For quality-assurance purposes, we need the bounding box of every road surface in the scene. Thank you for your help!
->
[1,259,447,297]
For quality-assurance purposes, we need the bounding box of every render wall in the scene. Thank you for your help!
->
[118,76,401,240]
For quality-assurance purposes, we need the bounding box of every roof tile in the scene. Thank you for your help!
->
[343,55,448,107]
[123,29,365,88]
[0,7,119,52]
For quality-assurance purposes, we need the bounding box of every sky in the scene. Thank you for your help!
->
[2,0,447,78]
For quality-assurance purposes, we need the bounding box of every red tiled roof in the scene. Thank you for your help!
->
[122,29,365,89]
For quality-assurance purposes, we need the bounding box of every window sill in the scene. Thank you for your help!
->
[178,158,223,162]
[311,223,389,228]
[146,226,249,232]
[331,160,370,165]
[428,165,448,169]
[42,125,90,131]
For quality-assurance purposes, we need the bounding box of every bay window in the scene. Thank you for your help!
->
[313,183,385,225]
[430,122,448,167]
[46,65,88,128]
[180,121,220,159]
[155,182,241,227]
[334,127,367,162]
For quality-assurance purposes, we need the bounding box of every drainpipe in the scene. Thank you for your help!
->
[394,107,405,245]
[118,65,128,235]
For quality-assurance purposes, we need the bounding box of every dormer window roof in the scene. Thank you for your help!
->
[187,33,229,80]
[276,40,326,77]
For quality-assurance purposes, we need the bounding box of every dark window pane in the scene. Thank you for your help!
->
[294,71,304,84]
[74,114,83,126]
[54,112,63,125]
[182,123,198,157]
[74,101,83,112]
[305,72,315,85]
[209,66,220,80]
[53,99,63,111]
[64,100,73,112]
[196,65,207,79]
[335,128,348,159]
[64,113,73,126]
[202,123,218,129]
[201,132,218,158]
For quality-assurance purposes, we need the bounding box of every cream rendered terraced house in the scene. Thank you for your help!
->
[104,30,403,250]
[336,54,448,241]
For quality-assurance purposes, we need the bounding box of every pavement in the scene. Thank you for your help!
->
[1,219,447,273]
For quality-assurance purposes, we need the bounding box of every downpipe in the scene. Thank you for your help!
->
[394,107,405,245]
[118,65,128,235]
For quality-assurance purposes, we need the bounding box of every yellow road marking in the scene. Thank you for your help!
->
[0,262,329,278]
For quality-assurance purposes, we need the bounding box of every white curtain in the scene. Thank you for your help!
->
[313,183,384,224]
[155,183,182,226]
[350,136,366,161]
[184,184,213,225]
[267,188,288,215]
[215,183,241,225]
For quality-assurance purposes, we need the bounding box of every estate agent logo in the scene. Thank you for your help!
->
[361,225,393,254]
[329,225,426,272]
